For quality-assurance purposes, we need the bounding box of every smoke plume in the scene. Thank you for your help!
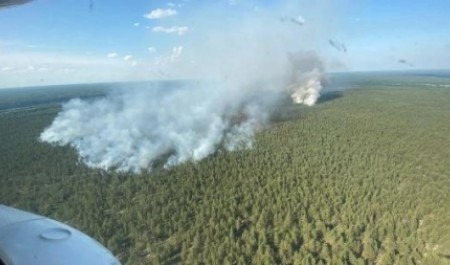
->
[288,51,325,106]
[40,1,332,172]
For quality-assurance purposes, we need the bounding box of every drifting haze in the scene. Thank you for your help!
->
[40,1,334,172]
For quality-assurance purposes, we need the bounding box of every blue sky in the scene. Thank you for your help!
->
[1,0,450,88]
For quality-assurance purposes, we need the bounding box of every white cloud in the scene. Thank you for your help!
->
[148,47,156,53]
[62,67,75,74]
[280,15,306,27]
[131,61,138,67]
[295,15,306,26]
[152,26,189,36]
[123,55,133,61]
[134,22,140,27]
[144,8,177,19]
[154,46,184,66]
[167,2,175,7]
[107,52,118,58]
[1,66,13,72]
[170,46,183,62]
[0,51,153,88]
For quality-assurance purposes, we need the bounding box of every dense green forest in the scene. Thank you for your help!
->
[1,76,450,264]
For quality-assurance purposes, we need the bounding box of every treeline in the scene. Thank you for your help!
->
[1,87,450,264]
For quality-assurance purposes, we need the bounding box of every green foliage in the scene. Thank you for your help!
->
[1,81,450,264]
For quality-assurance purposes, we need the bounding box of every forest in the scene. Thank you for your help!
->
[1,74,450,264]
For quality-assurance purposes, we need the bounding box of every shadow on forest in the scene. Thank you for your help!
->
[316,90,343,104]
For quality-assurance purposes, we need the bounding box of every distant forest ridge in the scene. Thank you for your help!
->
[1,71,450,111]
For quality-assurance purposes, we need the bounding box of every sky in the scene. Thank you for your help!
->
[1,0,450,88]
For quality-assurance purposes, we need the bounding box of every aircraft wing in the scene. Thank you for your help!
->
[0,205,121,265]
[0,0,33,8]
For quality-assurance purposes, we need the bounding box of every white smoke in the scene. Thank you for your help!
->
[40,1,335,172]
[40,82,278,172]
[288,51,325,106]
[290,75,323,106]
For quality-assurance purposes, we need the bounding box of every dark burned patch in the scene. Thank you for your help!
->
[151,150,177,170]
[439,253,450,260]
[316,91,343,104]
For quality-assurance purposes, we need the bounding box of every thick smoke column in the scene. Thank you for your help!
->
[40,1,334,172]
[40,83,274,172]
[288,51,325,106]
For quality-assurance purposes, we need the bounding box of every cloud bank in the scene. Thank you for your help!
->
[144,8,177,19]
[152,26,189,36]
